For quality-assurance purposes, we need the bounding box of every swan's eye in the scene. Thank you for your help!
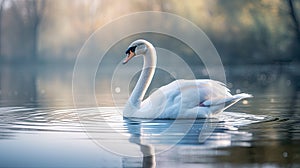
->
[125,46,137,54]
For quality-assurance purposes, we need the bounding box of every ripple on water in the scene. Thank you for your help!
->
[0,106,275,144]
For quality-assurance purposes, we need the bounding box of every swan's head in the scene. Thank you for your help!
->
[123,39,149,64]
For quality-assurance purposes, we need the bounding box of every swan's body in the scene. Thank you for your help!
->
[122,39,252,119]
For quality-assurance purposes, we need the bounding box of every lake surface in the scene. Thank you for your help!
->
[0,64,299,167]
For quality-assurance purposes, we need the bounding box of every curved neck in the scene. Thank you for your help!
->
[128,44,156,108]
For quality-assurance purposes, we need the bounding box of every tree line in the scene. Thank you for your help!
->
[0,0,299,64]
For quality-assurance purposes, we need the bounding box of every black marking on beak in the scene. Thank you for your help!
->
[125,46,137,55]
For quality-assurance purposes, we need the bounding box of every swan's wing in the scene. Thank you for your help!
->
[142,79,231,108]
[141,79,251,118]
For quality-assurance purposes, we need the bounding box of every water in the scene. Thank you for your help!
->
[0,64,299,167]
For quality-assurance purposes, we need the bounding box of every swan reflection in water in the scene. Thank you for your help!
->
[76,107,270,167]
[123,119,156,168]
[121,113,256,167]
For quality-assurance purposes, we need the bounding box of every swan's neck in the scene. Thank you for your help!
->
[128,45,156,108]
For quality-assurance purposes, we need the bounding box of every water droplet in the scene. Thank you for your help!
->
[115,87,121,93]
[236,89,241,94]
[242,100,248,105]
[286,80,291,86]
[282,152,288,158]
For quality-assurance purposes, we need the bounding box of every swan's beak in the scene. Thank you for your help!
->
[123,51,135,64]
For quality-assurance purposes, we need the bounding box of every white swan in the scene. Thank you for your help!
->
[122,39,252,119]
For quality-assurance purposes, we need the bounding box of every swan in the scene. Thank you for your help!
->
[122,39,252,119]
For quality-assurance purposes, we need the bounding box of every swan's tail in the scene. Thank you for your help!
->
[223,93,253,110]
[200,93,253,110]
[232,93,253,100]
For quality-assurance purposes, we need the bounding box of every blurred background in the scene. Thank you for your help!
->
[0,0,299,108]
[0,0,299,63]
[0,1,299,166]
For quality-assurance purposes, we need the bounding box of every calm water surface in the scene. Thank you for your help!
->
[0,64,299,167]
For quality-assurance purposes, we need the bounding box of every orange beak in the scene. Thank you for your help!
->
[123,50,135,64]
